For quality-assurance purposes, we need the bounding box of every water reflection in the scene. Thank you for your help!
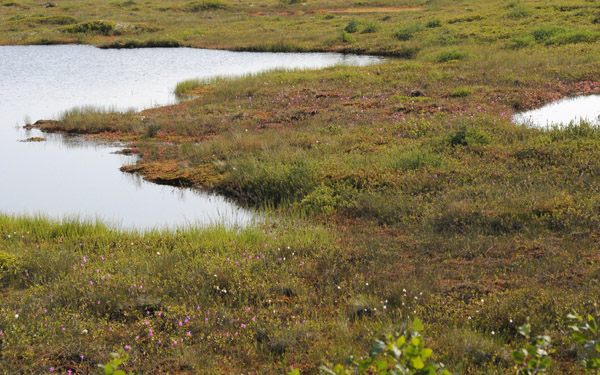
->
[513,95,600,128]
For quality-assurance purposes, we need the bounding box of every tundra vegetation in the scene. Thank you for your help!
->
[1,0,600,373]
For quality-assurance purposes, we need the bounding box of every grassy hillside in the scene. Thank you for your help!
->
[2,0,600,374]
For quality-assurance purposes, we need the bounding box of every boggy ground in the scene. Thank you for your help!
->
[3,0,600,374]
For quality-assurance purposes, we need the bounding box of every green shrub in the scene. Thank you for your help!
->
[361,21,381,34]
[447,125,490,146]
[391,45,420,59]
[0,251,20,287]
[112,0,137,6]
[34,15,78,25]
[447,14,484,24]
[435,49,467,63]
[546,30,599,45]
[391,149,443,171]
[530,25,564,42]
[505,1,532,19]
[450,87,472,97]
[98,350,134,375]
[100,39,181,48]
[298,184,344,215]
[393,23,422,41]
[321,124,343,135]
[313,318,451,375]
[511,324,554,375]
[344,18,359,33]
[568,313,600,373]
[63,20,114,35]
[509,35,534,49]
[340,31,354,43]
[426,19,442,28]
[431,29,458,46]
[186,0,226,11]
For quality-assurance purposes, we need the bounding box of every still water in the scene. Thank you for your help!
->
[0,45,382,229]
[513,95,600,128]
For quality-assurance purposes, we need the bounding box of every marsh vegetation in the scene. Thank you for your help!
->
[1,0,600,373]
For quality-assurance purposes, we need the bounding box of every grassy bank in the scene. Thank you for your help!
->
[3,0,600,374]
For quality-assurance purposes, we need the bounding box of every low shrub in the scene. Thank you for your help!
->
[361,21,381,34]
[447,125,490,146]
[390,149,443,171]
[344,18,359,34]
[450,87,472,97]
[308,318,451,375]
[426,19,442,28]
[435,49,467,63]
[63,21,114,35]
[530,25,565,42]
[393,23,422,41]
[0,251,20,287]
[186,0,226,11]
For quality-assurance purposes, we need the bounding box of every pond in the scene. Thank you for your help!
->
[513,95,600,128]
[0,45,382,230]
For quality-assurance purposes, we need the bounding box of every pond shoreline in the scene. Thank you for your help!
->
[28,73,600,197]
[2,39,419,58]
[3,45,381,228]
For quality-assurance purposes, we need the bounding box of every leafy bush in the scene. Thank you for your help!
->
[435,50,467,63]
[312,318,451,375]
[98,350,134,375]
[530,25,564,42]
[361,21,381,34]
[450,87,472,97]
[505,1,532,19]
[112,0,137,7]
[63,21,114,35]
[568,313,600,373]
[447,125,490,146]
[509,35,534,49]
[447,14,484,24]
[391,149,443,171]
[511,324,554,375]
[546,30,599,45]
[298,184,345,215]
[101,39,181,48]
[0,251,20,287]
[393,24,422,41]
[344,18,359,33]
[186,0,226,11]
[339,31,354,43]
[426,19,442,28]
[35,15,78,25]
[391,46,421,59]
